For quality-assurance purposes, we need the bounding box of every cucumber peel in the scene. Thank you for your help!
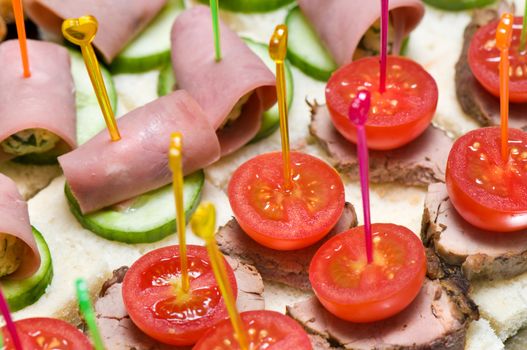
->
[157,39,294,142]
[196,0,294,13]
[111,0,185,73]
[66,171,204,244]
[422,0,497,11]
[1,227,53,312]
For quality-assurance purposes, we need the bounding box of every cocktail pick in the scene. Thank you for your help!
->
[191,202,249,350]
[76,278,105,350]
[496,13,513,163]
[11,0,30,77]
[379,0,389,93]
[62,16,121,142]
[521,3,527,52]
[348,91,374,264]
[269,24,292,190]
[210,0,222,61]
[169,132,190,293]
[0,288,22,350]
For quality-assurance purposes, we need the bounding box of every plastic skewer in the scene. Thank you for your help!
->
[11,0,30,77]
[0,288,22,350]
[348,91,374,264]
[210,0,222,61]
[521,2,527,52]
[169,132,190,293]
[76,278,105,350]
[269,25,292,190]
[191,202,249,350]
[62,15,121,142]
[379,0,389,93]
[496,13,514,163]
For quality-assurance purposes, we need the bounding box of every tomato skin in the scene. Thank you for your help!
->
[228,151,345,250]
[326,56,438,150]
[193,310,312,350]
[122,245,237,346]
[468,17,527,103]
[1,318,92,350]
[309,224,426,323]
[446,127,527,232]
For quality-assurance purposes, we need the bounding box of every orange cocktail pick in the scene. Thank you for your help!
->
[191,203,249,350]
[269,25,292,190]
[11,0,30,77]
[496,13,513,163]
[169,132,190,293]
[62,16,121,142]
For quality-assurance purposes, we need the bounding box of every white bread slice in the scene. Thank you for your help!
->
[505,327,527,349]
[466,319,504,350]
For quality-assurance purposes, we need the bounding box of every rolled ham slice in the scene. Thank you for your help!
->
[0,174,40,279]
[59,90,221,214]
[297,0,425,66]
[0,39,76,161]
[25,0,166,63]
[171,6,277,155]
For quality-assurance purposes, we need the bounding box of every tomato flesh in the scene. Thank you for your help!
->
[122,245,237,346]
[1,318,92,350]
[326,56,438,150]
[309,223,426,323]
[193,310,312,350]
[468,17,527,103]
[228,151,345,250]
[446,127,527,232]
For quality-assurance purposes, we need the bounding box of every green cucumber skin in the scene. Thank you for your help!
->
[111,51,172,74]
[196,0,293,13]
[157,64,176,97]
[65,171,205,244]
[2,228,53,312]
[422,0,496,11]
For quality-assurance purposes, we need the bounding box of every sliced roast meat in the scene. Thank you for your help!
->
[217,202,357,291]
[59,90,220,214]
[171,6,276,156]
[0,174,40,279]
[287,279,469,350]
[94,257,264,350]
[25,0,166,63]
[297,0,424,66]
[422,183,527,281]
[310,102,451,186]
[0,39,76,161]
[455,6,527,130]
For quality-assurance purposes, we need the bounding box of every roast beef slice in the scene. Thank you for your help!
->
[455,4,527,130]
[422,183,527,280]
[93,257,265,350]
[217,202,358,291]
[287,279,468,350]
[309,103,452,186]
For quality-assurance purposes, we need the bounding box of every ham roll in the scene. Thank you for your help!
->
[0,40,76,162]
[59,91,221,214]
[171,6,277,156]
[25,0,166,63]
[0,174,40,279]
[297,0,425,66]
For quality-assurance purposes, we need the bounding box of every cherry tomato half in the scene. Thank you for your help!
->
[468,17,527,103]
[228,151,345,250]
[1,317,92,350]
[326,56,438,150]
[309,223,426,323]
[122,245,237,346]
[446,127,527,232]
[193,310,312,350]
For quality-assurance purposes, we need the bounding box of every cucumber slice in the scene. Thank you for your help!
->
[156,39,294,142]
[286,6,337,81]
[1,227,53,312]
[65,171,204,244]
[111,0,185,73]
[196,0,294,13]
[70,49,118,145]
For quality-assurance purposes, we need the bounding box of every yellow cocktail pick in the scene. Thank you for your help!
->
[191,202,249,350]
[269,25,291,190]
[169,132,189,293]
[62,16,120,142]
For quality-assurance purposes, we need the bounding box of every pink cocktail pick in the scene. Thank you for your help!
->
[379,0,389,93]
